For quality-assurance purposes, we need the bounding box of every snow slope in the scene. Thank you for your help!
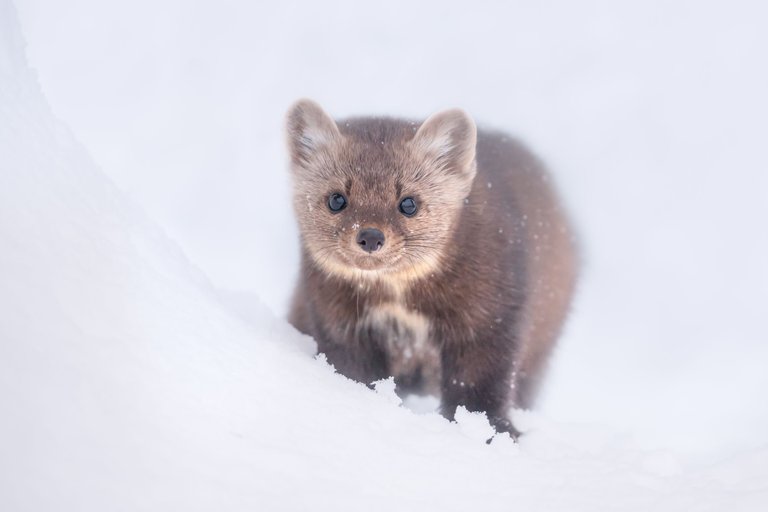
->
[1,0,767,510]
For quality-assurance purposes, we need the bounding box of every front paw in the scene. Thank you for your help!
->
[487,416,520,444]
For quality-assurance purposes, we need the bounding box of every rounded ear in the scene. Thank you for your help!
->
[411,108,477,179]
[285,99,341,165]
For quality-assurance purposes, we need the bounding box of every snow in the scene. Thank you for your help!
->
[2,0,768,510]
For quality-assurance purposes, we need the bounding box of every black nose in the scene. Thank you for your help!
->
[356,228,385,253]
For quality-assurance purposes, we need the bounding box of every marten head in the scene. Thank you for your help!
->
[286,99,477,286]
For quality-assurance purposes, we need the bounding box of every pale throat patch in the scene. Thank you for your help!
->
[308,248,444,295]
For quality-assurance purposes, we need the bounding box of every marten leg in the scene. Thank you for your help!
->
[316,322,391,386]
[439,341,519,438]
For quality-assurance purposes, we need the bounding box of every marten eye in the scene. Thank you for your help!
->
[399,197,418,217]
[328,193,347,213]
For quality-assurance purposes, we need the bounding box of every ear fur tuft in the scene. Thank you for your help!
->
[411,108,477,179]
[286,99,341,165]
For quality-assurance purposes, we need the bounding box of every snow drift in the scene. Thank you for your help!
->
[1,1,766,510]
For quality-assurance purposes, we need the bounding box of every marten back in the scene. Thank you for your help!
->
[473,132,577,407]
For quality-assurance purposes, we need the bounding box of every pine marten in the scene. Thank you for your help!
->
[286,99,577,437]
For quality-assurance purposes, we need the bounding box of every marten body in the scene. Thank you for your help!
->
[286,100,576,436]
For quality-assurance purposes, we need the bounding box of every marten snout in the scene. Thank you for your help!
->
[356,228,385,253]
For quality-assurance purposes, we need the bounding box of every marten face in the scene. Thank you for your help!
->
[286,100,477,286]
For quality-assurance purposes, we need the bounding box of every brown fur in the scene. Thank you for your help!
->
[286,99,577,436]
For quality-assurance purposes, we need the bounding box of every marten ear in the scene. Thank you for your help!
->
[286,99,341,166]
[411,108,477,180]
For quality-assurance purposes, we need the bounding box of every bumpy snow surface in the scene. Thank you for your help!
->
[1,1,767,510]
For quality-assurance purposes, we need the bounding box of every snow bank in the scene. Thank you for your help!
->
[1,1,766,510]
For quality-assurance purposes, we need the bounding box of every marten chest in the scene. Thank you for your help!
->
[362,302,440,393]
